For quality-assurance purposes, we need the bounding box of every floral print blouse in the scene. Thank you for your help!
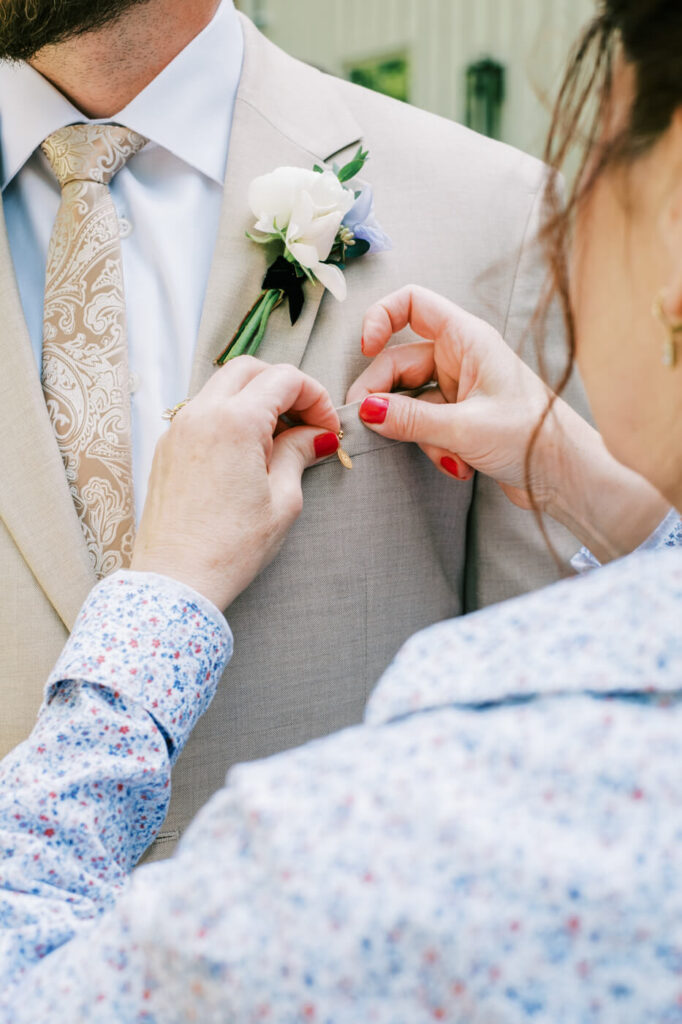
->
[1,513,681,1022]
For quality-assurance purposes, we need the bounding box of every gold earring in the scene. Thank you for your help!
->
[652,291,682,368]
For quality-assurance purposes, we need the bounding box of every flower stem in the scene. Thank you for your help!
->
[214,289,283,366]
[245,289,284,356]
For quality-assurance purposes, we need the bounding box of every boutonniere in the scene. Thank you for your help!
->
[214,148,392,365]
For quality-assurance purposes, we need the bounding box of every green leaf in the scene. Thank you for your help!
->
[337,146,370,183]
[345,238,371,260]
[246,231,280,245]
[313,164,325,174]
[337,160,364,183]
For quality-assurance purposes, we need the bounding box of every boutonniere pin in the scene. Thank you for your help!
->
[214,148,392,365]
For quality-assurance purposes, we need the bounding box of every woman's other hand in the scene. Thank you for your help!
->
[131,357,340,610]
[347,284,580,511]
[347,285,668,561]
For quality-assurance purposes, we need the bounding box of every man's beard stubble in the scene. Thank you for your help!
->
[0,0,153,61]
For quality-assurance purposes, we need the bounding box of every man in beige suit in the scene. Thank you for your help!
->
[0,0,584,859]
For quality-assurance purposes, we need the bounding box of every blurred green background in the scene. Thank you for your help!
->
[235,0,595,161]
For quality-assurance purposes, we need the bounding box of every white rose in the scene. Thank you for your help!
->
[249,166,354,301]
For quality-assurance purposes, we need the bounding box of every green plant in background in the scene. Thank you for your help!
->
[465,58,505,140]
[349,54,409,103]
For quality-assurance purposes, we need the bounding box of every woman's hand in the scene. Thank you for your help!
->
[347,284,577,511]
[131,357,341,610]
[348,285,668,562]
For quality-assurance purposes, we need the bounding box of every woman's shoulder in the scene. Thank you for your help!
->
[366,543,682,726]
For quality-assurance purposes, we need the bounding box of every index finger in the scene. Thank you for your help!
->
[238,363,340,437]
[346,340,435,404]
[362,284,461,357]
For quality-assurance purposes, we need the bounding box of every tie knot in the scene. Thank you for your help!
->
[41,123,148,188]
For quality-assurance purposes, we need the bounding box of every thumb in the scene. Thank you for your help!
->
[358,392,463,451]
[268,426,338,525]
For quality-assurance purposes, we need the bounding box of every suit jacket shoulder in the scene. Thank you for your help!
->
[333,73,545,193]
[236,14,545,220]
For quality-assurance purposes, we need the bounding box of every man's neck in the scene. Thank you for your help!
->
[29,0,221,118]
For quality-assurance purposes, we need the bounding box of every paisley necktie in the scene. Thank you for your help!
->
[41,123,148,578]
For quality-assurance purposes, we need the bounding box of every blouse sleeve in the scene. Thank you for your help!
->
[0,571,232,997]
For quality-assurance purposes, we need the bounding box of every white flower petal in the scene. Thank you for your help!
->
[249,167,322,230]
[300,210,344,262]
[287,240,322,271]
[287,190,316,243]
[253,215,277,235]
[307,170,355,217]
[313,260,347,301]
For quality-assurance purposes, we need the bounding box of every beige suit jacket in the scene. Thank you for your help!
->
[0,16,586,859]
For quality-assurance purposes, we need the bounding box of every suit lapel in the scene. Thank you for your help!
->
[0,200,95,630]
[190,14,362,394]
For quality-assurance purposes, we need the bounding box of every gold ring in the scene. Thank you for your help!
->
[162,399,190,423]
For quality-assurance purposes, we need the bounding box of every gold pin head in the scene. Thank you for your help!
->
[337,429,353,470]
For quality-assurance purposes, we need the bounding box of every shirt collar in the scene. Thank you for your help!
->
[0,0,243,191]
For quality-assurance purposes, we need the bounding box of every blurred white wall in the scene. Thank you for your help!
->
[236,0,596,159]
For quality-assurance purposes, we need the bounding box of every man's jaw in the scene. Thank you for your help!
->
[0,0,154,63]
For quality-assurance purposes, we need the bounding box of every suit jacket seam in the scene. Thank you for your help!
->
[500,179,544,339]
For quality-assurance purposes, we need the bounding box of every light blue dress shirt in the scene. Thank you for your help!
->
[0,0,243,516]
[0,512,681,1021]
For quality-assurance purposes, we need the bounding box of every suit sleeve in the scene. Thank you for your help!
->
[463,174,593,611]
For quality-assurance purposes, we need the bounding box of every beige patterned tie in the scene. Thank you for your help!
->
[41,123,148,579]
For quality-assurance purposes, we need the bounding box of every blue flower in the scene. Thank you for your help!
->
[342,184,392,255]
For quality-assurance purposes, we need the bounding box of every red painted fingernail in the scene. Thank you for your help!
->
[441,456,461,479]
[359,396,389,424]
[314,432,340,459]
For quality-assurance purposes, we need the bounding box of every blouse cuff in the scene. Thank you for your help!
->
[43,571,233,763]
[571,507,682,573]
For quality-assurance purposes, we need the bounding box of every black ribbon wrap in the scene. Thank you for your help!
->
[262,255,305,325]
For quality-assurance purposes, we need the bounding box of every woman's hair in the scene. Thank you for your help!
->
[530,0,682,546]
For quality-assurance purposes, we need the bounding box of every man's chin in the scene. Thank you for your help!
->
[0,0,152,62]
